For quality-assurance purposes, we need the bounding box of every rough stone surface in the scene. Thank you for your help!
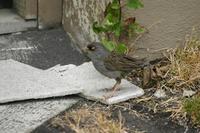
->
[0,60,144,104]
[0,98,78,133]
[62,0,112,47]
[0,9,36,34]
[13,0,37,20]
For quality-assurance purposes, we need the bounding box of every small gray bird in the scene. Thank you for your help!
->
[85,42,146,96]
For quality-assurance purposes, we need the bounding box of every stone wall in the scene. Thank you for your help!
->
[62,0,112,49]
[62,0,200,60]
[13,0,37,20]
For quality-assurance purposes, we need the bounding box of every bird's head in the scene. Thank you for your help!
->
[84,42,109,60]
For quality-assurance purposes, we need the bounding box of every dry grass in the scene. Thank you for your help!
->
[165,28,200,88]
[148,29,200,126]
[145,28,200,90]
[51,105,127,133]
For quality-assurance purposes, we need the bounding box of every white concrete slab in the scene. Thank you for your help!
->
[0,59,144,104]
[55,62,144,104]
[0,59,80,103]
[0,98,78,133]
[80,81,144,104]
[0,9,37,34]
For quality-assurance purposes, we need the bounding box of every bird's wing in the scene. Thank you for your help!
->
[104,52,145,72]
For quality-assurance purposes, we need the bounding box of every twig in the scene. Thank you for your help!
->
[177,76,200,87]
[148,47,169,53]
[136,96,153,103]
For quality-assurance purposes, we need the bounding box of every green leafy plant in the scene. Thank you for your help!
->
[93,0,145,54]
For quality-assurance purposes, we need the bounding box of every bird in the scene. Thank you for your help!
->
[85,42,147,98]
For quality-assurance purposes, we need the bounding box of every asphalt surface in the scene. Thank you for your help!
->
[32,100,198,133]
[0,28,88,69]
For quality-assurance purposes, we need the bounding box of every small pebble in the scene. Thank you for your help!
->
[154,89,166,98]
[183,90,196,97]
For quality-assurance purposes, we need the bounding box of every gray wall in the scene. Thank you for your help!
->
[63,0,200,60]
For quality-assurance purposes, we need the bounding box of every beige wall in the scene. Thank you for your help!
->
[62,0,200,60]
[38,0,62,29]
[126,0,200,60]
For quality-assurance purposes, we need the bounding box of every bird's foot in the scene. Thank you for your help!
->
[103,92,115,100]
[102,88,112,92]
[103,86,120,100]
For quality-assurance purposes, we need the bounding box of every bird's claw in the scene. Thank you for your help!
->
[103,92,115,100]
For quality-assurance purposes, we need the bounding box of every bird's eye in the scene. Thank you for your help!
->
[87,44,96,51]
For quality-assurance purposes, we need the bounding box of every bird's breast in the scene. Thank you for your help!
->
[92,60,121,79]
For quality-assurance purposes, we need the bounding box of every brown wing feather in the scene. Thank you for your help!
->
[104,52,145,72]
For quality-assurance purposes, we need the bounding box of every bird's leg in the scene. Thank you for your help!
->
[112,78,121,92]
[104,78,121,99]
